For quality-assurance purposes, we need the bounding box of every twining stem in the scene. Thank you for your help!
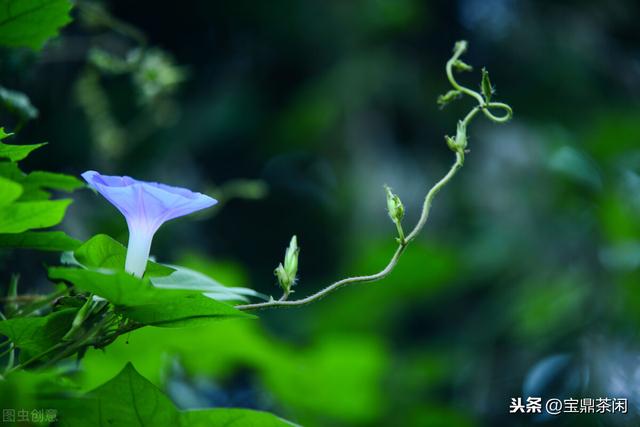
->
[237,40,512,312]
[236,151,464,311]
[394,221,405,245]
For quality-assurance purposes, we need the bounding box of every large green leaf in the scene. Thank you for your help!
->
[74,234,174,277]
[0,0,73,50]
[23,171,84,192]
[0,230,81,251]
[56,363,296,427]
[121,292,253,328]
[48,268,254,327]
[0,199,71,233]
[0,308,76,361]
[0,175,22,206]
[56,363,178,427]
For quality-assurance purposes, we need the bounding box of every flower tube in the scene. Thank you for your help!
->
[82,171,217,277]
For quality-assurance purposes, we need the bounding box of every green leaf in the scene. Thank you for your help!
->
[49,267,159,306]
[121,292,253,328]
[0,199,71,233]
[150,264,266,302]
[0,85,38,121]
[0,0,74,50]
[0,230,81,251]
[48,267,254,327]
[0,308,76,361]
[74,234,174,277]
[0,162,82,200]
[55,363,297,427]
[23,171,84,192]
[56,363,179,427]
[0,175,22,206]
[17,187,50,201]
[0,160,24,180]
[0,140,46,161]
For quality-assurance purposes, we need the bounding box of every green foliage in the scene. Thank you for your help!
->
[0,175,22,205]
[0,129,79,250]
[0,130,46,161]
[0,0,73,50]
[184,410,297,427]
[0,199,71,233]
[48,267,253,327]
[150,264,265,302]
[0,19,530,426]
[72,234,174,277]
[0,231,81,251]
[0,159,82,202]
[55,363,296,427]
[22,171,84,192]
[0,369,76,414]
[79,321,387,425]
[0,308,77,362]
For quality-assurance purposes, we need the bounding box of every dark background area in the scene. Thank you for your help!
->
[1,0,640,426]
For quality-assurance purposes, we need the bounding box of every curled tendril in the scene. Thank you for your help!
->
[445,40,513,126]
[483,102,513,123]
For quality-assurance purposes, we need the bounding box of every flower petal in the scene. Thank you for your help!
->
[82,170,217,231]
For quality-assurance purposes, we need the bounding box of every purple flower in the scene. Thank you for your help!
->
[82,171,217,277]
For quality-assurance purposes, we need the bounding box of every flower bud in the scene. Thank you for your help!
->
[274,235,299,295]
[481,67,494,102]
[437,89,462,108]
[274,263,289,291]
[445,135,457,152]
[452,60,473,72]
[284,235,299,281]
[385,186,406,244]
[453,40,468,55]
[455,120,468,151]
[385,186,404,224]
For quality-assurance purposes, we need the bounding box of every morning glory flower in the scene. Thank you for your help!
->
[82,171,217,277]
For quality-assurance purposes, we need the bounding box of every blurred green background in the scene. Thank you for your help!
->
[1,0,640,426]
